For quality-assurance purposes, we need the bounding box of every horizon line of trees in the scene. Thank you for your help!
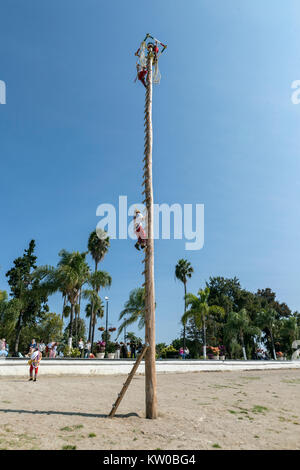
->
[0,230,111,355]
[1,242,299,360]
[116,260,300,360]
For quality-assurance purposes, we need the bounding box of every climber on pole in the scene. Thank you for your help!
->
[134,209,147,251]
[135,64,148,88]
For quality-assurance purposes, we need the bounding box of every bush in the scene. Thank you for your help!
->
[161,345,178,359]
[106,341,116,354]
[63,346,81,358]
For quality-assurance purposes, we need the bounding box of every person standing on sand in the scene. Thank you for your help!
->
[28,348,42,382]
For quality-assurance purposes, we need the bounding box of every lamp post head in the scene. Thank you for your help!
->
[105,296,109,301]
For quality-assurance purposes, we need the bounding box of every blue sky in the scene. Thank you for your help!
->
[1,0,300,344]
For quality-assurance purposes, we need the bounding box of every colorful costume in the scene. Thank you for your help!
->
[134,34,167,88]
[134,210,147,251]
[135,64,148,88]
[28,349,42,381]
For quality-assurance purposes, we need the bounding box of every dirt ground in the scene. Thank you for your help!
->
[0,368,299,450]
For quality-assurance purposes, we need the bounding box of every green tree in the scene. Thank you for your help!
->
[63,317,86,350]
[256,288,291,319]
[182,287,224,359]
[88,229,110,272]
[0,290,7,302]
[206,276,241,315]
[117,288,145,338]
[224,309,261,360]
[256,308,278,360]
[89,271,112,343]
[85,301,104,347]
[279,316,299,356]
[5,240,49,354]
[185,318,203,358]
[0,297,23,351]
[34,250,90,348]
[36,312,64,344]
[125,331,143,345]
[156,342,167,357]
[87,229,110,341]
[175,259,194,350]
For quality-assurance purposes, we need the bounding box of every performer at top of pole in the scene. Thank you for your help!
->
[134,34,167,88]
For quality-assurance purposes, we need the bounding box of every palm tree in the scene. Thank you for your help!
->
[62,304,71,320]
[175,259,194,349]
[256,308,278,360]
[88,229,110,272]
[224,308,260,360]
[61,294,68,320]
[83,270,111,344]
[87,229,110,341]
[117,288,145,338]
[85,299,104,346]
[182,287,224,359]
[34,250,90,348]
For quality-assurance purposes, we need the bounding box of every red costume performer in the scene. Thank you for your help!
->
[134,210,147,251]
[137,66,148,88]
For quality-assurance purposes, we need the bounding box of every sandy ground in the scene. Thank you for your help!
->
[0,369,299,450]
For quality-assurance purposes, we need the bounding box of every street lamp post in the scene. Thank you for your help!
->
[105,296,109,356]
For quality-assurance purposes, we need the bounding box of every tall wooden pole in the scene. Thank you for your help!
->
[143,46,157,419]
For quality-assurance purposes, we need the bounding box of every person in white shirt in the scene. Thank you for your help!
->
[84,341,91,358]
[134,209,147,251]
[78,338,84,358]
[184,347,190,359]
[38,341,46,354]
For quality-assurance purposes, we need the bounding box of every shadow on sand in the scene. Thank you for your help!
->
[0,408,140,419]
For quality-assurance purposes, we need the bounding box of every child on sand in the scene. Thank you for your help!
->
[28,348,42,382]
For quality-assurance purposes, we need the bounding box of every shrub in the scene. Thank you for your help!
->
[106,341,116,354]
[161,345,178,359]
[63,346,81,358]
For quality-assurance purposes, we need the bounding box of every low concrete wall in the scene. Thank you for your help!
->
[0,358,300,376]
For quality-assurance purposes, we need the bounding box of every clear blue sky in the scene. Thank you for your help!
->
[1,0,300,344]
